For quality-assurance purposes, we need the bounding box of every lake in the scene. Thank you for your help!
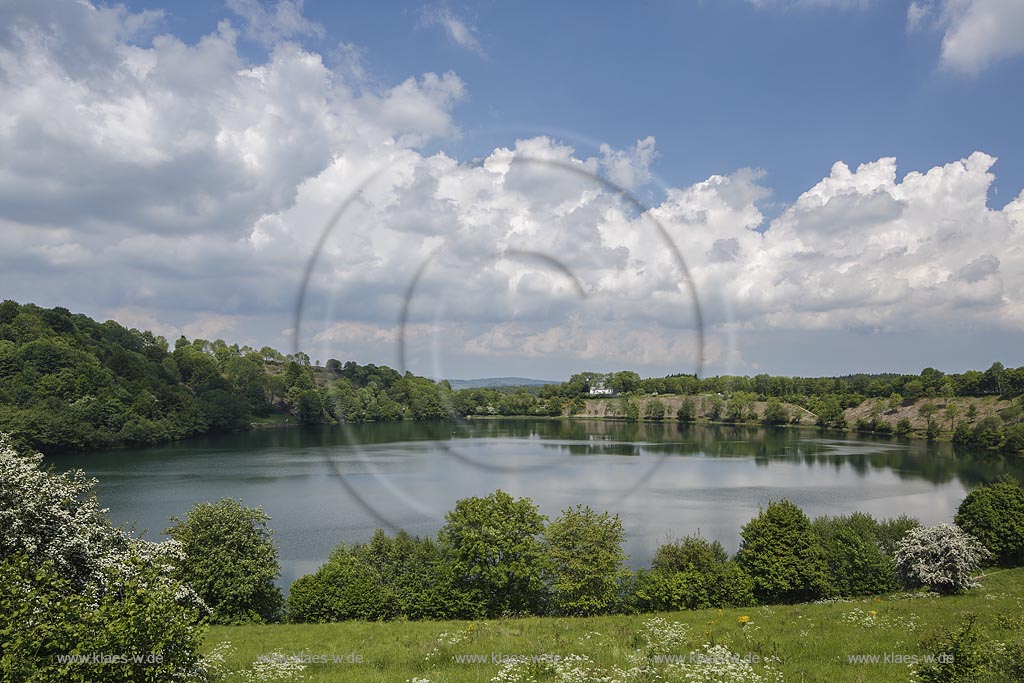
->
[49,419,1024,588]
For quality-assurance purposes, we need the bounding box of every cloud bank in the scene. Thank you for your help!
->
[0,1,1021,377]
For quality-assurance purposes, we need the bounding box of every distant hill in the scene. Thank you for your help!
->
[446,377,561,390]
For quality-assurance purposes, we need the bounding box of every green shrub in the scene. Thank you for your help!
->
[676,398,696,422]
[762,398,789,425]
[812,512,898,596]
[972,416,1005,449]
[954,475,1024,567]
[287,548,398,623]
[736,500,832,603]
[543,505,629,616]
[165,498,284,624]
[630,562,754,612]
[352,529,476,620]
[913,613,987,683]
[895,417,913,437]
[652,535,728,574]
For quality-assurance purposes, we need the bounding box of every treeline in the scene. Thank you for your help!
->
[170,476,1024,625]
[3,300,1024,454]
[552,365,1024,401]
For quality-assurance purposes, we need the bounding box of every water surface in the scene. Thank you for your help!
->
[51,420,1024,588]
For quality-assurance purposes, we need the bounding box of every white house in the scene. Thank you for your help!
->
[589,383,615,396]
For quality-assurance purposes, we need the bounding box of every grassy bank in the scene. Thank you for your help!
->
[203,568,1023,682]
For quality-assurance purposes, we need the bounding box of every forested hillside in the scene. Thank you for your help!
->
[2,300,1023,455]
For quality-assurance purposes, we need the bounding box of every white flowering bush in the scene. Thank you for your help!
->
[0,434,208,681]
[894,523,990,594]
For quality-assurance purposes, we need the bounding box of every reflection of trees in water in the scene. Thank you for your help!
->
[126,418,1024,489]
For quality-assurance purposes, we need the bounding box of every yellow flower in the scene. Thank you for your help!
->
[869,610,877,618]
[738,615,751,624]
[874,597,883,603]
[718,609,724,616]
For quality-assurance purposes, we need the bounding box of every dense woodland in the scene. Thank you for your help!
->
[1,300,1023,454]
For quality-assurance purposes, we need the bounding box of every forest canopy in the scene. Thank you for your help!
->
[1,300,1023,454]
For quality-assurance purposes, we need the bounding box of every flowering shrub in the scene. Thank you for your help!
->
[894,523,990,594]
[0,434,208,682]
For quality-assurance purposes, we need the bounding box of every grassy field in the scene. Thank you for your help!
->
[203,568,1024,682]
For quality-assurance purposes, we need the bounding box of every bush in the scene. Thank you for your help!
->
[895,417,913,437]
[166,498,284,624]
[544,505,629,616]
[736,500,832,603]
[0,434,206,682]
[352,529,476,620]
[954,475,1024,567]
[894,524,990,594]
[762,398,789,425]
[676,398,696,422]
[630,561,754,612]
[812,512,898,596]
[652,535,728,574]
[287,547,398,622]
[913,613,987,683]
[438,489,547,617]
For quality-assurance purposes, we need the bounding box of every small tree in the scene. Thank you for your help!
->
[543,505,629,615]
[736,500,831,603]
[644,398,666,421]
[762,398,789,425]
[166,499,284,624]
[439,490,547,617]
[895,417,913,437]
[676,397,696,422]
[894,524,989,594]
[954,476,1024,567]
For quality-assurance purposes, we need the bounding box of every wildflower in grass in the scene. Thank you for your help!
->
[739,615,751,624]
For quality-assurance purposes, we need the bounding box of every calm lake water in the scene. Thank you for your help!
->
[50,419,1024,588]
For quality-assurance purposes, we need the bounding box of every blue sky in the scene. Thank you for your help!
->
[147,0,1024,210]
[1,0,1023,379]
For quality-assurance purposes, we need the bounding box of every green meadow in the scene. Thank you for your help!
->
[203,568,1024,683]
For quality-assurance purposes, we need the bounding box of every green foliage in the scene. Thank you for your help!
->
[652,535,728,574]
[703,394,724,421]
[0,435,206,681]
[676,397,696,422]
[438,490,548,617]
[812,512,900,596]
[895,417,913,437]
[736,500,832,603]
[643,398,666,420]
[874,514,921,556]
[914,613,987,683]
[954,475,1024,567]
[633,535,754,611]
[762,398,788,425]
[351,529,476,620]
[630,562,755,612]
[1,553,207,683]
[166,499,284,624]
[287,548,398,623]
[543,505,629,616]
